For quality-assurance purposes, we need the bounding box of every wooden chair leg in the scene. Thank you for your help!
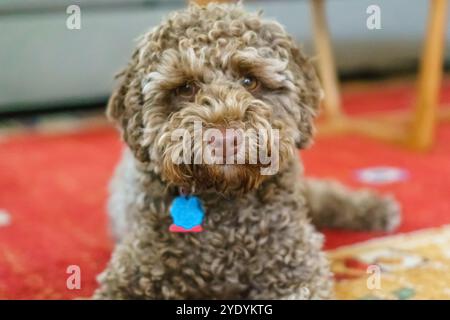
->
[310,0,342,118]
[408,0,449,151]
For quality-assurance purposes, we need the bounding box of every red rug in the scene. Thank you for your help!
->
[1,80,450,299]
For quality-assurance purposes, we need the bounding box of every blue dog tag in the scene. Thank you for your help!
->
[169,195,205,232]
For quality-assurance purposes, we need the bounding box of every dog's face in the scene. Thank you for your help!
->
[108,4,321,195]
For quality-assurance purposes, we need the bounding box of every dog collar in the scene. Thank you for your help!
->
[169,187,205,233]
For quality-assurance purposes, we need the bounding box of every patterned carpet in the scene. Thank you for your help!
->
[330,225,450,299]
[0,78,450,299]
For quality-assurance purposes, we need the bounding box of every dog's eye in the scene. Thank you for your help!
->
[175,82,198,99]
[241,75,259,91]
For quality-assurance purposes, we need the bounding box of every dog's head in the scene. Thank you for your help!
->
[108,4,322,195]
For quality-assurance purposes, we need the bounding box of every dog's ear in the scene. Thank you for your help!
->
[289,41,322,149]
[106,51,150,162]
[106,49,141,126]
[106,71,127,124]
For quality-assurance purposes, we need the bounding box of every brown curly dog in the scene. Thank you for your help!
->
[94,3,401,299]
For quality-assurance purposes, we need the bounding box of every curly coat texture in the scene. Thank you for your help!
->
[94,3,401,299]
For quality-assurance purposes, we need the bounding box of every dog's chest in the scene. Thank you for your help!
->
[154,197,303,298]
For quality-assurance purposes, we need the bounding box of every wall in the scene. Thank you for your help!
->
[0,0,448,111]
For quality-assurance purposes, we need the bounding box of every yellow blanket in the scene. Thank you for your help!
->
[329,226,450,300]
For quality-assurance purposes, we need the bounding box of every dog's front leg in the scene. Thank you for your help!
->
[302,178,401,231]
[250,282,334,300]
[93,246,142,299]
[93,234,159,300]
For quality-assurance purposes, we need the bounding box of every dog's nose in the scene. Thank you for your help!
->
[208,128,241,158]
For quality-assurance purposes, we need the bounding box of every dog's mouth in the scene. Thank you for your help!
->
[190,163,266,194]
[163,159,279,196]
[160,129,281,192]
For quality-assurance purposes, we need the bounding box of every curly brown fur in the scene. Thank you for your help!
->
[95,3,400,299]
[303,179,401,231]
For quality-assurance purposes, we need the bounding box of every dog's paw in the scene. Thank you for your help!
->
[362,194,401,232]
